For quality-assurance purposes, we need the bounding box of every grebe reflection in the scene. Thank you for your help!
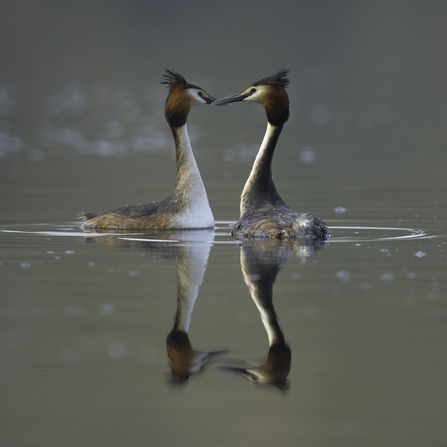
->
[81,229,229,385]
[217,239,325,391]
[165,233,229,385]
[218,241,293,391]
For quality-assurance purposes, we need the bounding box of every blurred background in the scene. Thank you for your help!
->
[1,0,446,224]
[1,3,447,447]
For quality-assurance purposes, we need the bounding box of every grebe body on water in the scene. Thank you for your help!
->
[81,70,216,231]
[213,69,329,240]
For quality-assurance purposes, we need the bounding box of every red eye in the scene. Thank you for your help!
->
[197,91,203,97]
[250,88,256,93]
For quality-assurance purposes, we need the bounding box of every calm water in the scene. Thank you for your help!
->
[1,2,447,446]
[1,221,446,446]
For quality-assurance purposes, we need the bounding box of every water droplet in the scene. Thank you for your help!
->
[334,206,347,214]
[414,251,426,258]
[355,243,362,246]
[336,269,351,281]
[299,147,316,164]
[65,250,74,255]
[46,250,54,254]
[407,272,416,279]
[380,248,389,253]
[128,270,139,277]
[381,272,395,282]
[20,262,32,268]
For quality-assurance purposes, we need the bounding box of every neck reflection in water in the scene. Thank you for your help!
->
[81,227,325,390]
[218,238,326,392]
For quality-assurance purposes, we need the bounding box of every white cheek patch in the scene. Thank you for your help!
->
[245,87,268,103]
[187,89,207,105]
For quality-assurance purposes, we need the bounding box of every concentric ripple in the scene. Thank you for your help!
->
[0,221,437,245]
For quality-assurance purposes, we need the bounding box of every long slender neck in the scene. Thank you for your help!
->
[240,122,285,215]
[171,124,207,199]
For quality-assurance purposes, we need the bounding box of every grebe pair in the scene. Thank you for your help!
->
[82,69,329,240]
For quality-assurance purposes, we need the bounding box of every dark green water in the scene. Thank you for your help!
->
[1,2,447,446]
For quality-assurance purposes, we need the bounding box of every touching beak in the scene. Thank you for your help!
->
[212,92,250,105]
[204,95,218,104]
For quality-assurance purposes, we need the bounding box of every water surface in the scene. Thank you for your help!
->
[1,221,445,446]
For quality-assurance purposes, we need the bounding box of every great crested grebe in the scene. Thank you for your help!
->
[81,70,216,231]
[213,69,329,240]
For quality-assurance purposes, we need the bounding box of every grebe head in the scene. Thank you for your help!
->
[213,68,290,126]
[162,69,218,128]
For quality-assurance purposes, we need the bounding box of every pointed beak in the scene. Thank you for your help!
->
[205,95,230,106]
[204,95,218,104]
[212,92,250,106]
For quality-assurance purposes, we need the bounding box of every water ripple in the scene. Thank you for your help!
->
[0,222,440,245]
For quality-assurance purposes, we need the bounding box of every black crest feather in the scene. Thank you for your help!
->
[252,68,289,88]
[161,69,188,89]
